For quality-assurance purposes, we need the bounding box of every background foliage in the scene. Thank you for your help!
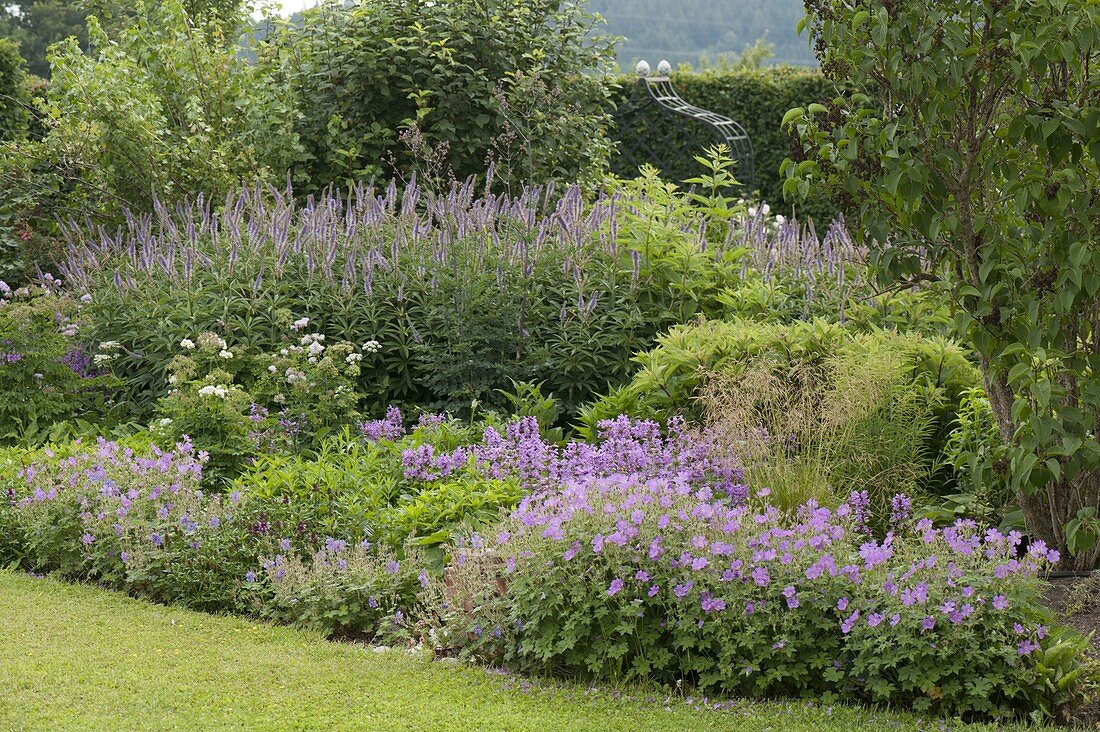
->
[0,0,302,283]
[259,0,618,193]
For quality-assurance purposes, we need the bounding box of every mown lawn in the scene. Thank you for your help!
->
[0,570,1052,731]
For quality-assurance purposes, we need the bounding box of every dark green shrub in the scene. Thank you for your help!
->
[259,0,617,192]
[610,66,843,221]
[0,38,29,142]
[0,38,33,282]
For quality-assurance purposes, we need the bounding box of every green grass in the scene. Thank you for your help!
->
[0,570,1053,732]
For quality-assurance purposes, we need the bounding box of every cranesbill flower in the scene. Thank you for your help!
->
[701,594,726,613]
[752,567,770,587]
[607,578,624,596]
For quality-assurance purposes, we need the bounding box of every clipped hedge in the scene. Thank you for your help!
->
[610,66,841,221]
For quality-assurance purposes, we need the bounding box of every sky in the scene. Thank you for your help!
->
[272,0,319,14]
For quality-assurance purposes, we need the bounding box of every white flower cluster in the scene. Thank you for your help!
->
[740,200,786,228]
[209,335,228,351]
[346,353,363,365]
[291,317,310,331]
[747,202,771,218]
[197,384,230,399]
[362,340,381,353]
[218,349,234,360]
[285,367,307,385]
[180,338,196,350]
[94,341,122,365]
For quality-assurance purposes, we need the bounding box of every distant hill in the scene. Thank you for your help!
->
[586,0,816,69]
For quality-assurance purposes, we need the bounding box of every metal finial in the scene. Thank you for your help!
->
[635,60,651,77]
[656,59,672,75]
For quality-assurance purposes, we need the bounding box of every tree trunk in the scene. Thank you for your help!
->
[978,357,1099,571]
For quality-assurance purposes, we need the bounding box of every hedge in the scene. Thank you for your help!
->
[610,65,842,222]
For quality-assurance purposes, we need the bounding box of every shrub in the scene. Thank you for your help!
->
[699,352,939,522]
[258,0,617,192]
[610,67,843,221]
[582,319,976,428]
[0,435,427,622]
[442,477,1087,720]
[581,320,978,522]
[153,333,256,489]
[252,542,422,640]
[923,387,1018,530]
[0,0,301,239]
[236,412,742,553]
[0,36,35,282]
[0,38,29,143]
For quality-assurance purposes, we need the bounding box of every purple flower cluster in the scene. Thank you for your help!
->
[14,437,210,560]
[372,409,747,499]
[359,406,405,442]
[481,476,1056,646]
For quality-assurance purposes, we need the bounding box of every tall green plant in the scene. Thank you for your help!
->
[782,0,1100,568]
[0,0,301,235]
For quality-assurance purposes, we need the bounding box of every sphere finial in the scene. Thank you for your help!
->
[635,60,651,77]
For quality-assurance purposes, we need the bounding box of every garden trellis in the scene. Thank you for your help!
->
[612,59,756,191]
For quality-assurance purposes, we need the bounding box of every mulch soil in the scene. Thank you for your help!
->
[1044,574,1100,728]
